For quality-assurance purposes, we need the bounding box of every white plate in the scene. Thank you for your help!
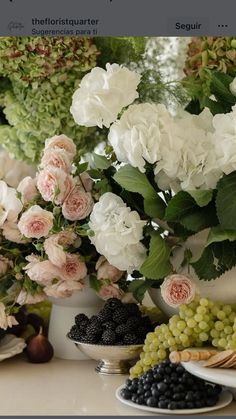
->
[116,385,233,415]
[0,334,26,361]
[182,360,236,389]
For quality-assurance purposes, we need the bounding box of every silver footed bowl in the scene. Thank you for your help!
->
[67,334,143,375]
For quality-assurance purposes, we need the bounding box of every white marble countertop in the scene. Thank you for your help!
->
[0,355,236,416]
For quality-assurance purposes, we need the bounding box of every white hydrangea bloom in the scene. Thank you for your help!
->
[89,192,147,272]
[70,63,141,128]
[108,103,173,173]
[155,108,222,191]
[213,105,236,175]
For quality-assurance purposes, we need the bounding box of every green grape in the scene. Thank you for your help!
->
[218,338,227,348]
[215,321,224,331]
[197,306,207,315]
[223,305,232,315]
[187,318,197,328]
[200,298,209,307]
[210,329,220,338]
[212,338,219,347]
[157,349,167,359]
[194,313,203,322]
[199,332,208,341]
[184,327,192,336]
[167,337,176,346]
[199,321,208,330]
[217,310,226,320]
[177,320,186,331]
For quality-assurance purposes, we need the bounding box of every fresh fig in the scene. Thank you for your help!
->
[26,327,54,363]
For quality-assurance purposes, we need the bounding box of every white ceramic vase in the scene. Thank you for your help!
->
[48,285,103,360]
[149,230,236,316]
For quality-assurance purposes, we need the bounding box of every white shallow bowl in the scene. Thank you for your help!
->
[116,386,233,415]
[0,334,26,361]
[183,360,236,400]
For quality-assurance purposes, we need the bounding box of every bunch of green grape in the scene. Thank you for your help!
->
[130,297,236,378]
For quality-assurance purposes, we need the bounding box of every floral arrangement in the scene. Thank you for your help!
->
[0,133,133,329]
[68,62,236,302]
[0,37,146,163]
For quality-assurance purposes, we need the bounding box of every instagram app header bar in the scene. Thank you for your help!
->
[1,0,235,36]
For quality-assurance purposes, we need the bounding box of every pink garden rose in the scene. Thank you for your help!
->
[62,185,94,221]
[0,302,18,330]
[96,256,123,282]
[24,257,60,286]
[59,253,87,282]
[80,171,93,192]
[98,283,124,301]
[45,135,76,160]
[16,289,46,305]
[2,221,28,244]
[18,205,54,239]
[44,231,77,267]
[160,274,197,308]
[37,167,73,205]
[44,279,84,298]
[17,176,38,204]
[40,149,72,173]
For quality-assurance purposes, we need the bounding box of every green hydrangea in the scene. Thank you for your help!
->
[0,36,147,163]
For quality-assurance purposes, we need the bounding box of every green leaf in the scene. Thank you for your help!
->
[140,232,172,279]
[93,153,111,170]
[210,72,236,105]
[206,226,236,247]
[114,165,155,198]
[89,275,101,292]
[187,190,213,207]
[76,162,88,174]
[216,172,236,230]
[87,169,101,179]
[128,279,149,303]
[179,210,212,232]
[165,191,196,221]
[191,246,225,280]
[144,195,166,218]
[114,165,166,218]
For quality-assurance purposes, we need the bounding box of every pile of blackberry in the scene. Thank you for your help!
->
[68,298,153,345]
[121,360,222,410]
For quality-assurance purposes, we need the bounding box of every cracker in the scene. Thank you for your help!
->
[219,353,236,368]
[203,350,234,367]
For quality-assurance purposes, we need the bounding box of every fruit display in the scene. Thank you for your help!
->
[120,360,222,410]
[68,298,153,345]
[130,297,236,378]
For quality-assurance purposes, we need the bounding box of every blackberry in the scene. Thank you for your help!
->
[125,303,141,317]
[97,308,112,323]
[103,321,116,330]
[68,328,84,341]
[81,334,97,344]
[116,324,130,336]
[89,315,99,323]
[123,333,139,345]
[75,313,89,326]
[102,330,117,345]
[104,298,123,311]
[86,323,102,339]
[78,320,89,331]
[126,316,140,329]
[112,307,129,324]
